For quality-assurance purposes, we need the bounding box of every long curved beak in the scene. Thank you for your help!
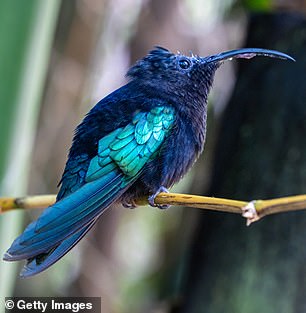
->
[202,48,295,63]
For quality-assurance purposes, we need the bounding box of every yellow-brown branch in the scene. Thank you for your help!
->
[1,192,306,225]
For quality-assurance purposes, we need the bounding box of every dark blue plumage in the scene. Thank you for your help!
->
[3,46,294,277]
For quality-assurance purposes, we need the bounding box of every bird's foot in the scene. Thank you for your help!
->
[148,186,170,209]
[242,200,260,226]
[122,199,137,209]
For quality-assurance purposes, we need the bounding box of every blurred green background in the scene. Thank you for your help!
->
[0,0,305,313]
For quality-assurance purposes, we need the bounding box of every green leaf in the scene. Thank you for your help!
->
[243,0,272,12]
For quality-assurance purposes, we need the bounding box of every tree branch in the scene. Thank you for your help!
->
[1,193,306,225]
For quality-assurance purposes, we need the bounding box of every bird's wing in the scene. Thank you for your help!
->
[4,105,175,276]
[56,153,90,201]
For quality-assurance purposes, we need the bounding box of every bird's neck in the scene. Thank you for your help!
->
[180,95,208,154]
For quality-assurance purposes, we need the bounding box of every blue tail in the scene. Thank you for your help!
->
[20,219,97,277]
[3,171,131,276]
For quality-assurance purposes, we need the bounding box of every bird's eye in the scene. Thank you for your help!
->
[178,58,191,70]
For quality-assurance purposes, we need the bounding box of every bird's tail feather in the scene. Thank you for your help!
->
[3,171,132,274]
[20,219,97,277]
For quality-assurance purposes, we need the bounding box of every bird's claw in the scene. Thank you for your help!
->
[242,200,260,226]
[148,186,170,209]
[122,199,137,209]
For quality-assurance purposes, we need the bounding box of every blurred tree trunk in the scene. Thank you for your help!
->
[178,12,306,313]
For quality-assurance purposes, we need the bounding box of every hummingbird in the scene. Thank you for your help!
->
[3,46,294,277]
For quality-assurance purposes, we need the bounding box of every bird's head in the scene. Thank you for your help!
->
[127,46,294,102]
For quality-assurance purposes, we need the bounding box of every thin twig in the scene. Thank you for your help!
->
[1,193,306,225]
[0,195,56,213]
[136,193,246,213]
